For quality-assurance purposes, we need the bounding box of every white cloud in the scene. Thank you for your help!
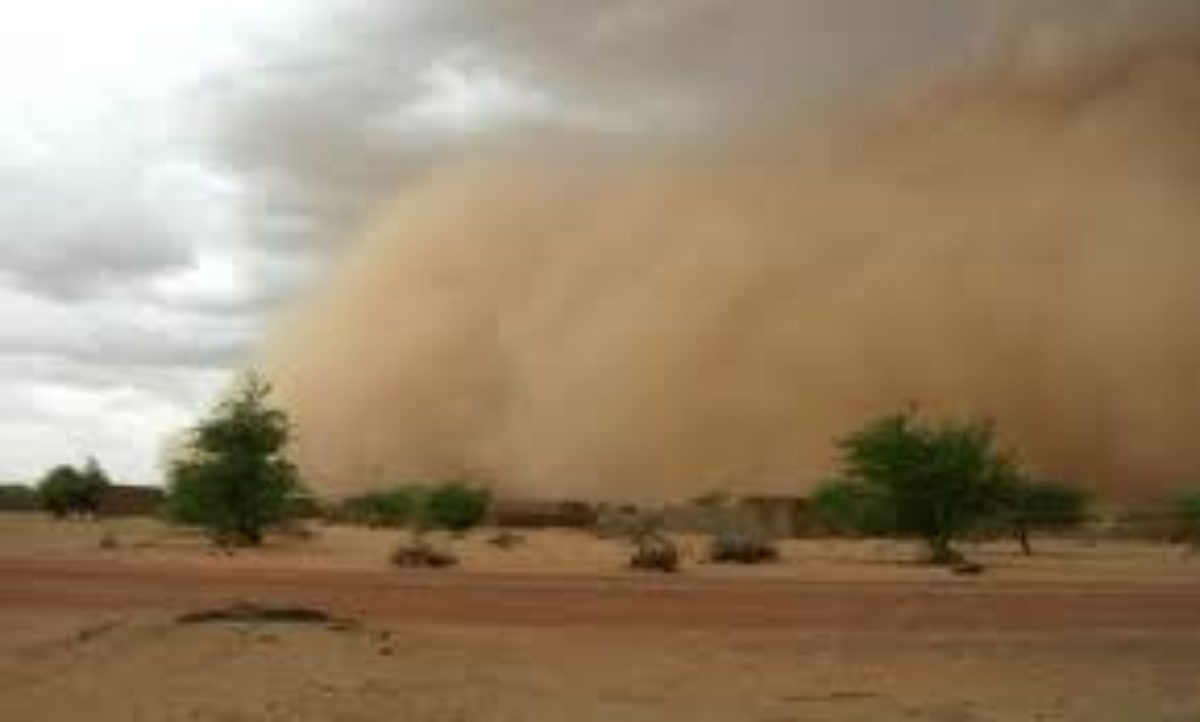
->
[405,61,558,131]
[0,355,225,483]
[0,0,331,481]
[0,0,983,484]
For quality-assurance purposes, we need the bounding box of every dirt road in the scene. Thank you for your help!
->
[4,544,1200,721]
[3,556,1199,631]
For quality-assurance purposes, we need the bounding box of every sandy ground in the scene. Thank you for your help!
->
[1,513,1199,721]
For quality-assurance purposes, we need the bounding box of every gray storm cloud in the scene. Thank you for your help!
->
[263,1,1200,501]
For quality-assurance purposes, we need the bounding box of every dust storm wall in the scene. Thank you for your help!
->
[265,12,1200,501]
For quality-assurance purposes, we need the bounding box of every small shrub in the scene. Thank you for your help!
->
[390,533,458,568]
[708,529,779,564]
[630,534,679,572]
[331,482,490,532]
[336,486,426,528]
[425,483,491,531]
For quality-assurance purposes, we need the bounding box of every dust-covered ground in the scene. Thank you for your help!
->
[1,514,1198,721]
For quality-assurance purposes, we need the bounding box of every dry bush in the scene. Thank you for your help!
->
[630,534,680,573]
[708,529,779,565]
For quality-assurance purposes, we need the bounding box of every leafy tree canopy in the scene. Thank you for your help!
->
[838,410,1016,564]
[166,372,301,546]
[424,482,491,532]
[37,458,110,517]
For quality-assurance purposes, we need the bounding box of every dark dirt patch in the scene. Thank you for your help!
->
[176,601,338,626]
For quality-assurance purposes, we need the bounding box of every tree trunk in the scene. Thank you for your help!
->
[1017,524,1032,556]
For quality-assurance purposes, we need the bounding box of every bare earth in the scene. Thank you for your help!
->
[1,514,1198,721]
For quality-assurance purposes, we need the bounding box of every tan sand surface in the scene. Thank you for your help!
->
[1,513,1198,721]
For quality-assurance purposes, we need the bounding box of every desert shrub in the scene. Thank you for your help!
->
[1174,489,1200,548]
[390,533,458,568]
[165,372,301,546]
[37,459,110,518]
[708,529,779,564]
[329,482,490,531]
[424,483,491,531]
[616,509,680,572]
[838,410,1016,565]
[630,533,680,572]
[1001,479,1090,555]
[810,479,897,536]
[336,486,427,528]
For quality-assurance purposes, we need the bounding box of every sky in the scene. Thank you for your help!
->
[2,0,1173,485]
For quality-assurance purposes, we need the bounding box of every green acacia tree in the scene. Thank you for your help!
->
[166,372,300,546]
[838,410,1016,565]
